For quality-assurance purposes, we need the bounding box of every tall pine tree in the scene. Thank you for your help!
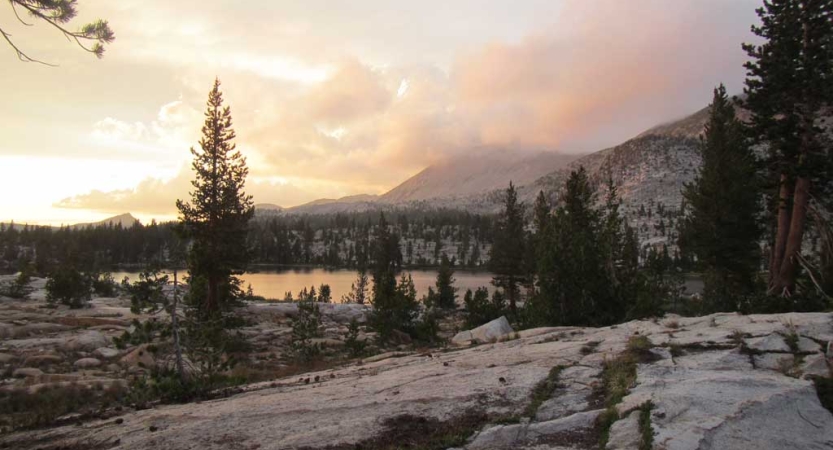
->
[176,78,254,318]
[680,85,762,311]
[489,182,527,316]
[743,0,833,296]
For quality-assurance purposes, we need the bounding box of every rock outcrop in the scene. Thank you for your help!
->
[1,312,830,450]
[452,315,514,345]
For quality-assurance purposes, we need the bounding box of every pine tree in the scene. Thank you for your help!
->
[342,269,369,304]
[176,78,254,318]
[434,254,457,309]
[680,85,762,311]
[489,182,527,316]
[370,214,411,342]
[743,0,833,296]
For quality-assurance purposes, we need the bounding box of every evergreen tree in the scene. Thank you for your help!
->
[434,254,457,309]
[743,0,833,296]
[489,182,527,315]
[176,78,255,318]
[370,214,411,342]
[342,269,369,304]
[536,167,606,325]
[680,85,762,311]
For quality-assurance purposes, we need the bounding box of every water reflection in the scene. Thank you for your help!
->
[113,268,494,303]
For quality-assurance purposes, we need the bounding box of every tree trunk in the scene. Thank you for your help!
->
[778,177,811,296]
[768,174,793,293]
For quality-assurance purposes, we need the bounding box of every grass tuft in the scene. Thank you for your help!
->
[523,365,566,418]
[638,401,655,450]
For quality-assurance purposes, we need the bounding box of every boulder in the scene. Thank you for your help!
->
[93,347,121,359]
[0,352,15,363]
[63,330,109,352]
[12,367,43,378]
[452,316,514,345]
[73,358,102,369]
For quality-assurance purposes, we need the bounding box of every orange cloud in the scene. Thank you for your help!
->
[48,0,761,217]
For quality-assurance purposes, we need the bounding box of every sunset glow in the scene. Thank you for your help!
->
[1,0,760,225]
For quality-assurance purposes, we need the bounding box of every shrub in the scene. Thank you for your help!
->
[46,265,92,308]
[343,318,366,358]
[91,271,118,297]
[290,298,322,361]
[371,274,420,343]
[463,287,504,329]
[0,267,34,299]
[0,382,126,431]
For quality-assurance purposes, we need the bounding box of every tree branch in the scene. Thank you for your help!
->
[0,26,56,66]
[9,1,33,26]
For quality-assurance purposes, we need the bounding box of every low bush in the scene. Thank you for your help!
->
[46,265,92,308]
[0,382,126,431]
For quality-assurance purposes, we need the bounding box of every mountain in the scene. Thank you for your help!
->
[255,203,283,211]
[73,213,140,229]
[266,103,714,243]
[380,150,578,204]
[287,194,380,215]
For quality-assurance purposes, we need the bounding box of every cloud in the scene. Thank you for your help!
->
[53,164,364,214]
[44,0,762,218]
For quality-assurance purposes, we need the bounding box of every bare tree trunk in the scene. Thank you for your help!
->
[171,269,187,382]
[779,177,811,296]
[769,174,793,293]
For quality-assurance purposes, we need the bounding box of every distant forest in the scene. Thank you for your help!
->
[0,209,499,275]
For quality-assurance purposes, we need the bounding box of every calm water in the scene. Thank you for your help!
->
[113,268,494,303]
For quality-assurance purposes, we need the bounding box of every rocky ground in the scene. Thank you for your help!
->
[1,278,832,449]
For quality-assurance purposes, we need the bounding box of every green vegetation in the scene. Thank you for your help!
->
[290,296,323,362]
[596,336,656,447]
[743,0,833,298]
[462,287,505,329]
[523,365,565,418]
[0,382,126,432]
[489,182,528,316]
[2,0,114,64]
[0,265,34,299]
[679,85,762,312]
[638,401,655,450]
[45,263,92,308]
[343,318,367,358]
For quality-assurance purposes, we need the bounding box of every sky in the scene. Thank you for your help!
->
[0,0,761,225]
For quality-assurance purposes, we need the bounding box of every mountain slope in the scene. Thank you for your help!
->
[72,213,140,229]
[380,151,579,204]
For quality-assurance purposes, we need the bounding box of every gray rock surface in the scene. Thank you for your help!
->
[0,311,831,450]
[606,411,641,450]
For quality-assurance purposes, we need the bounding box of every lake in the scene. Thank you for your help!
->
[113,268,495,303]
